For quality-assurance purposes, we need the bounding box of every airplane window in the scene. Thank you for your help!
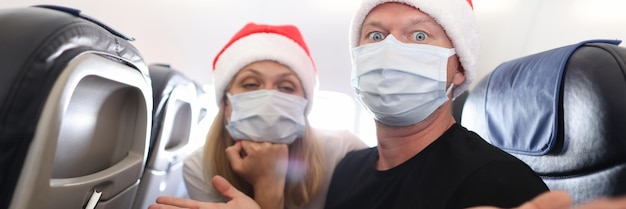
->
[308,90,357,132]
[310,90,378,147]
[356,106,377,147]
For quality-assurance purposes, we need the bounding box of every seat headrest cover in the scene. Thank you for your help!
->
[32,5,135,41]
[484,39,621,155]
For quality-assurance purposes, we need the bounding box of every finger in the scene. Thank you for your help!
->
[226,141,244,171]
[517,191,572,209]
[212,175,248,200]
[148,203,183,209]
[464,191,572,209]
[276,143,289,154]
[225,140,243,156]
[240,140,255,152]
[154,196,199,208]
[241,140,272,150]
[577,196,626,209]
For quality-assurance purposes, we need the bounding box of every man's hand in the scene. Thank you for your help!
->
[467,191,626,209]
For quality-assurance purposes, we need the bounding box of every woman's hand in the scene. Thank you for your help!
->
[225,140,289,209]
[148,175,260,209]
[225,140,289,186]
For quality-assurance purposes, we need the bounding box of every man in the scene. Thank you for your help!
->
[148,1,626,209]
[322,0,549,208]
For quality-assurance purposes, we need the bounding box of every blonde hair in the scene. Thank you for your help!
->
[203,98,325,209]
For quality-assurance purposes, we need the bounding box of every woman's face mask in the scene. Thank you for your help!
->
[224,61,308,144]
[225,89,307,144]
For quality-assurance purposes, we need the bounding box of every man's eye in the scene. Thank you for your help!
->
[412,31,428,41]
[367,31,386,42]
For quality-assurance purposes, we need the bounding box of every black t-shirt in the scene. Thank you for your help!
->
[324,124,549,209]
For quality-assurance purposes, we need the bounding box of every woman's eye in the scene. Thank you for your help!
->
[279,86,295,92]
[367,31,385,42]
[412,31,428,41]
[242,83,259,89]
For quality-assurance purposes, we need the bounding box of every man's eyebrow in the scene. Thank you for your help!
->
[361,17,438,31]
[361,20,384,30]
[407,17,438,28]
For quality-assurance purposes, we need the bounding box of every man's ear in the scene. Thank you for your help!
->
[452,70,466,86]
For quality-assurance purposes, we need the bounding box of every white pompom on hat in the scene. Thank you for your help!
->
[349,0,479,98]
[213,22,318,114]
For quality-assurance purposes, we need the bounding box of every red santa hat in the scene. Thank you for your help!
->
[350,0,479,98]
[212,22,318,114]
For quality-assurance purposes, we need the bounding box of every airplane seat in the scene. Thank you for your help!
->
[172,82,217,198]
[0,5,152,209]
[133,64,201,209]
[191,82,216,150]
[461,39,626,204]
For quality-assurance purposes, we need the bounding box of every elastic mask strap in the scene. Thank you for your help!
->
[447,48,457,57]
[446,83,455,96]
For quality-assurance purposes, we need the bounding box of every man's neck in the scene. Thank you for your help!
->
[375,103,456,170]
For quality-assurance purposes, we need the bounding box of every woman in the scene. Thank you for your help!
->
[182,22,367,209]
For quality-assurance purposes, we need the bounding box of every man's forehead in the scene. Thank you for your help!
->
[363,3,437,25]
[361,12,441,34]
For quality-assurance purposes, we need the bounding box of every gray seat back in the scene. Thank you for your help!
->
[133,64,200,209]
[0,5,152,209]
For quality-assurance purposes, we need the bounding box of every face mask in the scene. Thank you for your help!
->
[351,35,456,127]
[225,89,307,144]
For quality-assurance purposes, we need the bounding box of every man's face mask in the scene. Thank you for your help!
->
[351,35,455,127]
[225,89,307,144]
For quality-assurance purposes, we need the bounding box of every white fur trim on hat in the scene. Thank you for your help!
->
[349,0,479,98]
[213,33,318,114]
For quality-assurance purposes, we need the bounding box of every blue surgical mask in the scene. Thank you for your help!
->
[225,89,307,144]
[351,35,455,127]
